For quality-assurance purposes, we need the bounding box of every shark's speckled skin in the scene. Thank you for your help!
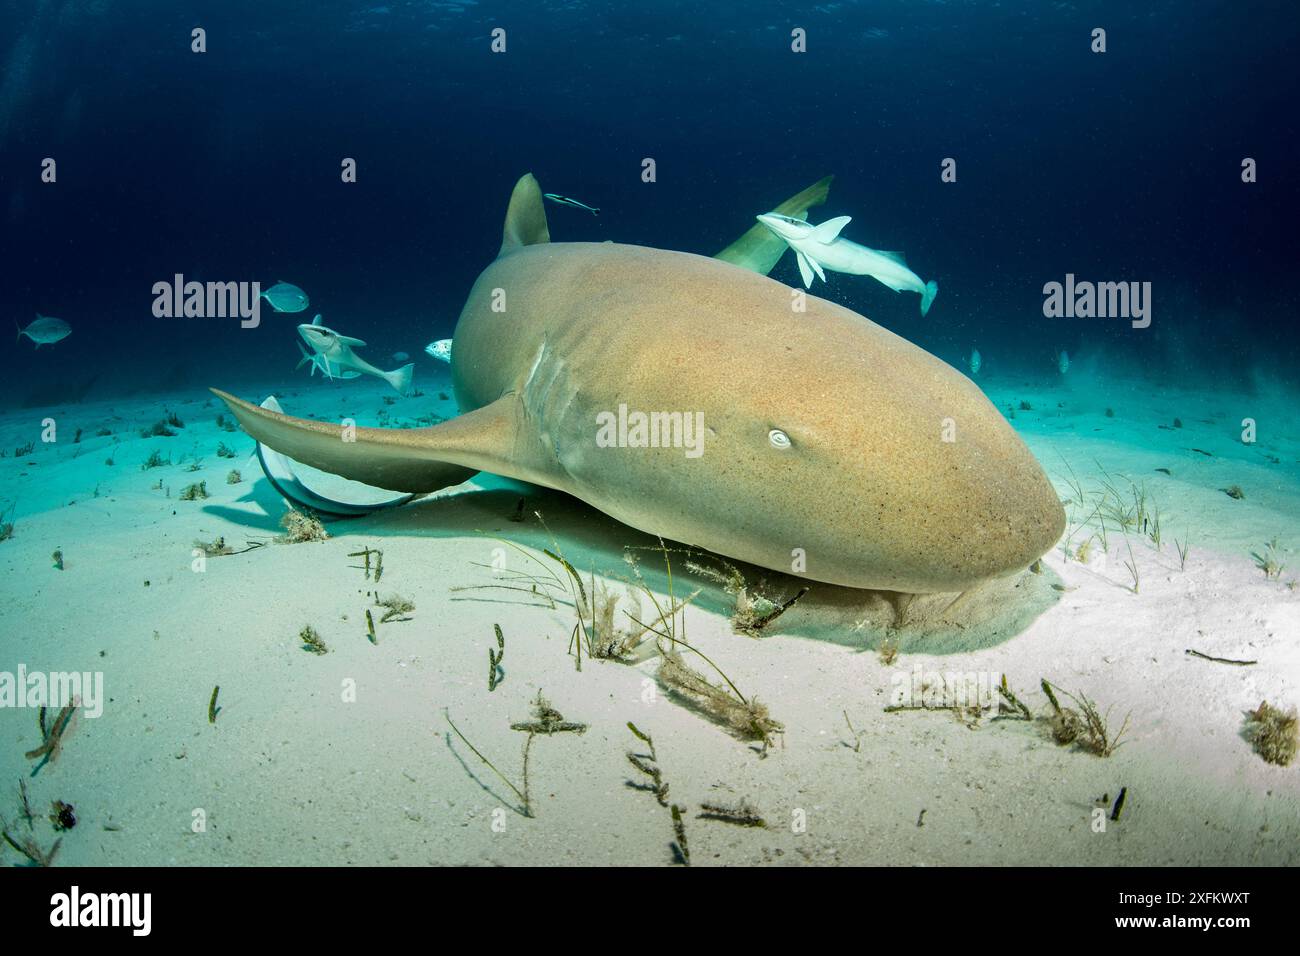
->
[214,174,1063,593]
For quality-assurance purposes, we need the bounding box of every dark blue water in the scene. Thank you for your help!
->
[2,0,1296,405]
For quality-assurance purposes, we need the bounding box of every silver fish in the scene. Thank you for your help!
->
[425,339,452,363]
[16,314,72,347]
[543,193,600,216]
[261,281,310,313]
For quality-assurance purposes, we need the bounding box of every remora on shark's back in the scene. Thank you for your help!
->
[215,173,1063,594]
[16,314,72,347]
[757,213,939,316]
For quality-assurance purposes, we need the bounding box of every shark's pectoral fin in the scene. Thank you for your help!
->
[210,388,530,494]
[794,251,815,288]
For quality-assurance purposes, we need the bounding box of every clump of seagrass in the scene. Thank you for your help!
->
[226,469,241,485]
[1041,679,1130,757]
[697,799,765,828]
[140,419,176,438]
[348,547,383,580]
[446,713,532,818]
[878,635,900,666]
[1251,538,1286,580]
[299,625,329,655]
[488,624,504,691]
[1,821,62,867]
[625,722,689,865]
[586,578,653,661]
[625,542,782,751]
[141,449,170,470]
[376,593,414,623]
[195,536,233,557]
[26,700,78,764]
[658,646,782,751]
[625,722,669,806]
[280,508,328,543]
[179,481,208,501]
[0,502,15,543]
[510,692,587,736]
[994,675,1033,721]
[670,804,690,866]
[683,554,807,637]
[1244,701,1297,766]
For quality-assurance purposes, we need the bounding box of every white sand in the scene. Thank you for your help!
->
[0,367,1296,866]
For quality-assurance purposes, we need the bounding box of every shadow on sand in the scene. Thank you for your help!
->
[206,475,1061,656]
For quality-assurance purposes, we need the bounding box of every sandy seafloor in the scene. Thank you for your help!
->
[0,362,1297,867]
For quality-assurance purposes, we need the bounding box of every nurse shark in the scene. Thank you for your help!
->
[213,174,1062,594]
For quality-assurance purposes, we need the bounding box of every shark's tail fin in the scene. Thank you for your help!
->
[386,363,415,396]
[498,173,551,258]
[715,175,833,275]
[15,319,22,344]
[921,280,939,316]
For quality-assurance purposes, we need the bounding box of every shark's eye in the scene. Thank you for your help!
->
[768,429,792,449]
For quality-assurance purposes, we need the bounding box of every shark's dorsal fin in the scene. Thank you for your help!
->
[714,175,833,275]
[499,173,551,258]
[877,250,908,267]
[810,216,852,244]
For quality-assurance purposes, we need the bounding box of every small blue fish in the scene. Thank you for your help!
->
[543,193,600,216]
[969,348,981,375]
[1057,350,1070,374]
[16,313,72,347]
[261,281,309,313]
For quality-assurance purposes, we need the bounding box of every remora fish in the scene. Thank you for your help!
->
[543,193,600,216]
[261,281,310,313]
[756,213,939,316]
[214,173,1062,594]
[296,315,414,395]
[16,314,72,347]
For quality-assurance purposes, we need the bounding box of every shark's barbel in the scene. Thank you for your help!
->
[214,174,1062,594]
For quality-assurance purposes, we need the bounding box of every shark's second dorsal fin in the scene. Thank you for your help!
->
[498,173,551,258]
